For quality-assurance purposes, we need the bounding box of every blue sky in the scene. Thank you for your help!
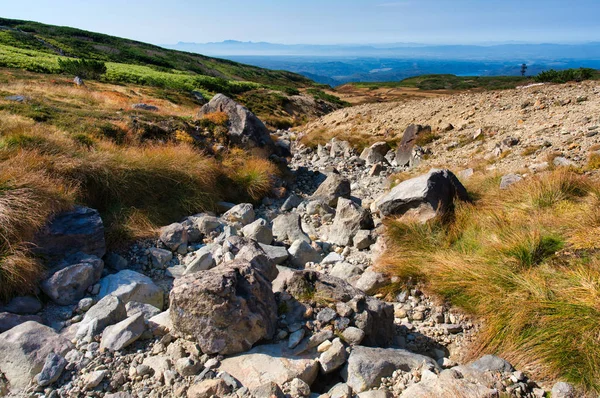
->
[3,0,599,45]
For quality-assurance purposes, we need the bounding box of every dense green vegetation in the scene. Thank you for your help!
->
[0,18,313,87]
[58,58,106,79]
[534,67,598,83]
[348,68,599,92]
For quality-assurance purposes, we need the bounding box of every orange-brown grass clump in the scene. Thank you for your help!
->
[378,170,600,392]
[222,148,279,202]
[0,110,277,302]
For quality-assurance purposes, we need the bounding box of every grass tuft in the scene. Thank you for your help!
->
[379,169,600,391]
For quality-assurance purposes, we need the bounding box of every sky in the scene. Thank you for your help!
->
[2,0,600,45]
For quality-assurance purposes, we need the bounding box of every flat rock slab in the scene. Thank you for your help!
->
[219,342,319,390]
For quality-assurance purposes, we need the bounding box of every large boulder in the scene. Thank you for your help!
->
[342,346,440,393]
[395,124,431,167]
[285,270,394,347]
[219,342,319,390]
[197,94,275,153]
[241,218,273,245]
[98,270,164,309]
[33,206,105,262]
[288,240,322,267]
[0,321,73,391]
[41,254,104,305]
[159,223,188,252]
[329,198,374,247]
[169,260,277,355]
[375,169,469,221]
[311,173,351,207]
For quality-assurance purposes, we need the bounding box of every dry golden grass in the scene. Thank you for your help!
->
[0,106,278,301]
[379,170,600,392]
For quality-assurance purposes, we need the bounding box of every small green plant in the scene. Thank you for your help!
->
[58,58,107,80]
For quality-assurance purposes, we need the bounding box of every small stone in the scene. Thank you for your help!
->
[289,377,311,397]
[288,328,305,349]
[83,370,107,390]
[316,307,337,324]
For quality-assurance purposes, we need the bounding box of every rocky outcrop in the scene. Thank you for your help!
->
[0,321,73,391]
[360,142,390,165]
[197,94,275,153]
[33,206,105,262]
[169,260,277,355]
[375,169,469,220]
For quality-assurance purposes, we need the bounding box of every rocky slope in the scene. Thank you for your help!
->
[0,129,577,398]
[305,81,600,174]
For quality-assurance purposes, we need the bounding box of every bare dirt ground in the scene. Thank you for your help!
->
[328,84,453,105]
[307,81,600,175]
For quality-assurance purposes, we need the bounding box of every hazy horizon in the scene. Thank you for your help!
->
[3,0,600,46]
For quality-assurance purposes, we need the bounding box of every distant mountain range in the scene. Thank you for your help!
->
[164,41,600,60]
[162,41,600,86]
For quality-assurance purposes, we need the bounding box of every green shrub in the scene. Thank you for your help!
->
[534,68,596,84]
[58,58,107,79]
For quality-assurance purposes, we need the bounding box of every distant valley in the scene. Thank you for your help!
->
[165,41,600,85]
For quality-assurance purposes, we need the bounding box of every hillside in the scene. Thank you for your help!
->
[0,18,345,126]
[305,80,600,174]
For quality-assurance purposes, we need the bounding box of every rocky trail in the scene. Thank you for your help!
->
[0,99,579,398]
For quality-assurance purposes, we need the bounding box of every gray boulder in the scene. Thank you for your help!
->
[311,173,351,207]
[0,321,73,391]
[281,194,303,212]
[241,218,273,244]
[35,352,67,387]
[125,301,161,321]
[500,173,523,189]
[354,268,389,295]
[288,240,322,267]
[329,198,374,246]
[33,206,105,262]
[41,254,103,305]
[342,346,439,392]
[98,270,164,309]
[77,295,127,339]
[159,223,188,252]
[272,213,310,243]
[353,230,374,250]
[395,124,431,167]
[0,312,44,333]
[198,94,275,153]
[259,244,289,265]
[469,355,514,373]
[169,260,277,355]
[100,313,146,351]
[319,338,348,374]
[399,370,499,398]
[149,248,173,269]
[132,103,158,111]
[360,142,390,165]
[222,203,255,226]
[184,246,215,274]
[376,169,469,220]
